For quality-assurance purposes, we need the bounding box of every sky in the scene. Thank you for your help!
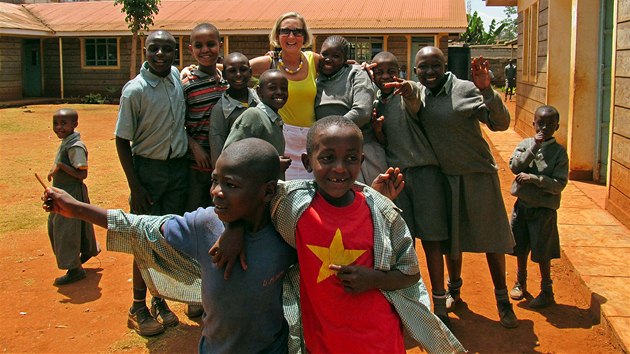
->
[469,0,510,29]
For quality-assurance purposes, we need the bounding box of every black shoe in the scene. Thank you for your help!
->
[150,298,179,327]
[127,307,165,336]
[53,267,86,286]
[497,301,519,328]
[529,291,555,309]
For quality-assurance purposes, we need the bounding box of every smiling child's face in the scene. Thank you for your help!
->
[145,31,176,77]
[415,48,446,91]
[52,110,78,140]
[223,55,252,91]
[319,41,346,77]
[302,124,363,207]
[257,72,288,112]
[189,28,221,71]
[372,59,399,94]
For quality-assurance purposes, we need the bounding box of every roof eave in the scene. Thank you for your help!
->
[0,28,54,37]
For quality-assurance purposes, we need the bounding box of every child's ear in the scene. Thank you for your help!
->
[301,153,312,172]
[188,44,193,55]
[360,153,365,164]
[263,180,277,201]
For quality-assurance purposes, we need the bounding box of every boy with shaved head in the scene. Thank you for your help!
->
[43,138,297,353]
[116,29,189,335]
[414,46,518,328]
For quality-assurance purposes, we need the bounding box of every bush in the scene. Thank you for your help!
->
[81,93,106,104]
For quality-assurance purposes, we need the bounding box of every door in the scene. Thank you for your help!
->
[410,37,435,82]
[595,0,613,183]
[22,39,42,97]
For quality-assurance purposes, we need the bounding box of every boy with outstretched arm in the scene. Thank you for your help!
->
[508,105,568,308]
[43,138,297,353]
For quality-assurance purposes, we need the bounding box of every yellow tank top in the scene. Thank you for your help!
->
[278,51,317,127]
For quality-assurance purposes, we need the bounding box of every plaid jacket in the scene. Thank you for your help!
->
[270,180,465,354]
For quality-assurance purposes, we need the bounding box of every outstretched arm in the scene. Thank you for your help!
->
[43,187,107,228]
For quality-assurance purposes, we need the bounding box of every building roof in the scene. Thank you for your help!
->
[0,2,51,35]
[1,0,467,37]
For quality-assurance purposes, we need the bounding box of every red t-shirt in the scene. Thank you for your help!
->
[296,191,404,354]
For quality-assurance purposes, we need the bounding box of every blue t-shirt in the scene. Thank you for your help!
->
[163,207,297,353]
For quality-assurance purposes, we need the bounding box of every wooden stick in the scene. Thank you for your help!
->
[35,173,48,190]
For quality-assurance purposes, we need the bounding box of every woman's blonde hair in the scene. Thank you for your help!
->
[269,12,313,49]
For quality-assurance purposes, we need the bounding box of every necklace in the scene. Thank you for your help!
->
[278,53,303,74]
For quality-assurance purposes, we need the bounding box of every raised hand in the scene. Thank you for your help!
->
[382,78,414,98]
[471,56,492,91]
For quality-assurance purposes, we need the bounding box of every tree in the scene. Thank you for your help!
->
[459,11,506,45]
[113,0,161,79]
[498,6,517,42]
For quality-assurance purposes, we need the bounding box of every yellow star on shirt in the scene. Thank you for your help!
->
[306,228,367,283]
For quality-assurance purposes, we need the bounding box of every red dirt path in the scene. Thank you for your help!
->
[0,102,620,353]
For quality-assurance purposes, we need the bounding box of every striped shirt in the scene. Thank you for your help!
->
[182,68,229,169]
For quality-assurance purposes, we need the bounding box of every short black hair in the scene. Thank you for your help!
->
[306,115,362,155]
[220,138,280,184]
[322,35,350,59]
[190,23,220,43]
[535,105,560,123]
[54,108,78,123]
[372,51,398,66]
[258,69,286,87]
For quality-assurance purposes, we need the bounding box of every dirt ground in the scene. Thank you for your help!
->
[0,103,621,353]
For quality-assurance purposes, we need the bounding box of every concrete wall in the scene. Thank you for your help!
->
[608,0,630,228]
[0,36,22,100]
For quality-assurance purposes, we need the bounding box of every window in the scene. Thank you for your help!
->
[83,38,119,68]
[521,2,538,82]
[344,37,383,62]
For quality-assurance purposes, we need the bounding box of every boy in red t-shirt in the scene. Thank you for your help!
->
[269,116,464,353]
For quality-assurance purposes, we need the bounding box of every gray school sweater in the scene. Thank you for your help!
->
[419,72,511,175]
[509,137,569,209]
[375,82,439,169]
[315,64,373,131]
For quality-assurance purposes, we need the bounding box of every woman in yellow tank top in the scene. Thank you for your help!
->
[250,12,319,180]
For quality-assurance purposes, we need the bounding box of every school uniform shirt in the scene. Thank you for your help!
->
[182,69,229,170]
[374,82,438,169]
[223,102,285,156]
[509,137,569,209]
[116,62,188,160]
[296,191,405,353]
[208,89,259,166]
[270,180,465,354]
[106,208,297,353]
[418,72,515,256]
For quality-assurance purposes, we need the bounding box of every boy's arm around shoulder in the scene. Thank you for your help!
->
[209,98,227,167]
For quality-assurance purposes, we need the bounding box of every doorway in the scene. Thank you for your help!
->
[22,39,42,97]
[595,0,613,183]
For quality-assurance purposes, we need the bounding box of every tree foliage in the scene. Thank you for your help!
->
[459,11,507,44]
[498,6,517,41]
[113,0,161,78]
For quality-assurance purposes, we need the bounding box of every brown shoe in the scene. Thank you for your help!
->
[150,297,179,327]
[185,304,204,319]
[53,267,86,286]
[127,307,165,336]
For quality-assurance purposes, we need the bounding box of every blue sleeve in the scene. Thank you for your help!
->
[162,208,223,260]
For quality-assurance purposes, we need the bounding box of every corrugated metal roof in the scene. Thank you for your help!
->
[1,0,466,36]
[0,2,51,33]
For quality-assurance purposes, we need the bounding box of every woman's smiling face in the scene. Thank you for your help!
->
[278,17,305,53]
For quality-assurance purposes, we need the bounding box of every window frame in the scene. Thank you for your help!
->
[80,37,121,70]
[344,36,384,62]
[521,2,538,83]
